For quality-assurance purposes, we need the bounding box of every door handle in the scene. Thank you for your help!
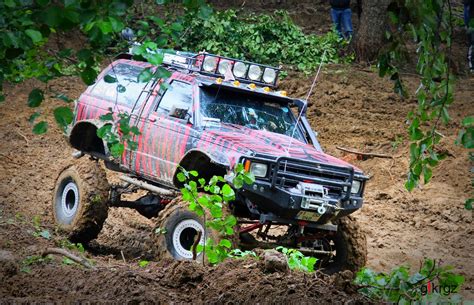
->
[149,117,157,122]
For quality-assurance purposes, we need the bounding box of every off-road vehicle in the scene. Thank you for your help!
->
[53,49,368,271]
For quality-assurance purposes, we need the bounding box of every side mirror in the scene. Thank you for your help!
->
[169,105,190,120]
[121,27,135,41]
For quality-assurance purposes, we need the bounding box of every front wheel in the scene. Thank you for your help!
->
[154,196,236,261]
[52,158,109,244]
[324,215,367,273]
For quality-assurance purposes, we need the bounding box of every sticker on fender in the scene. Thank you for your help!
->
[296,211,321,222]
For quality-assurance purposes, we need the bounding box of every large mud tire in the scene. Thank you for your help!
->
[154,196,236,262]
[52,158,109,244]
[325,215,367,274]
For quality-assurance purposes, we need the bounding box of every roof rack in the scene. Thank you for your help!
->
[118,47,281,88]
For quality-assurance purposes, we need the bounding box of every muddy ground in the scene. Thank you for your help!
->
[1,1,474,303]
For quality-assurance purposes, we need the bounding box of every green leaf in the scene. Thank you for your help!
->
[423,166,432,184]
[465,198,473,210]
[28,89,44,108]
[53,107,73,128]
[108,17,124,32]
[25,29,43,44]
[100,112,113,121]
[33,121,48,134]
[43,6,63,27]
[80,67,97,85]
[29,112,40,123]
[56,93,73,103]
[138,260,149,267]
[177,172,186,182]
[97,124,112,139]
[104,75,117,83]
[110,143,124,157]
[62,257,75,265]
[219,239,232,249]
[38,230,51,240]
[117,84,126,93]
[97,20,113,34]
[222,184,235,200]
[462,116,474,127]
[138,68,153,83]
[198,5,213,20]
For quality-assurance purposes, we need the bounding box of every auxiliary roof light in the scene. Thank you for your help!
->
[248,65,262,81]
[279,90,287,96]
[233,62,248,78]
[218,59,232,75]
[263,87,271,92]
[216,77,223,84]
[203,56,218,72]
[263,68,277,84]
[233,80,240,87]
[248,83,257,90]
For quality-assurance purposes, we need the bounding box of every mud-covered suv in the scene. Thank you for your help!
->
[53,50,368,271]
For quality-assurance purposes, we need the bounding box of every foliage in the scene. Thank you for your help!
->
[31,215,51,240]
[21,255,53,273]
[378,0,473,208]
[178,163,255,264]
[138,260,150,267]
[97,109,140,158]
[179,9,347,74]
[228,249,258,259]
[355,259,464,304]
[276,246,317,273]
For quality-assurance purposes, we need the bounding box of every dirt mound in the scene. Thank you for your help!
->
[0,221,368,304]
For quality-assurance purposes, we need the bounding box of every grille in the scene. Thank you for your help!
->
[271,158,354,200]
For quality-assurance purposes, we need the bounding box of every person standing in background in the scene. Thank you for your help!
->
[465,0,474,73]
[330,0,353,40]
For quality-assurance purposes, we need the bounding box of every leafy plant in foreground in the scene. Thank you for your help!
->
[276,246,317,273]
[177,163,255,264]
[355,259,464,304]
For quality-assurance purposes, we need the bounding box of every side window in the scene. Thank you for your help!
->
[156,81,193,115]
[90,63,153,108]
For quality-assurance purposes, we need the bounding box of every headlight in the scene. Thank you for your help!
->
[248,65,262,81]
[250,163,268,178]
[218,59,232,75]
[203,56,218,72]
[262,68,276,84]
[233,62,248,78]
[351,180,361,194]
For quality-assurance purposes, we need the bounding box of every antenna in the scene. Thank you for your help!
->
[285,50,326,157]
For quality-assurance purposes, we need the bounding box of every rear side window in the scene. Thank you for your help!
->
[90,63,153,108]
[156,81,193,113]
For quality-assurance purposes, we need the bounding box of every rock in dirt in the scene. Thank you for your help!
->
[263,249,288,273]
[0,250,18,279]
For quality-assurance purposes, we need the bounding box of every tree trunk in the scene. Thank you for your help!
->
[354,0,392,62]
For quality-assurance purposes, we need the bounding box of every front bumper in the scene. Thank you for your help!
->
[237,155,367,227]
[239,179,363,225]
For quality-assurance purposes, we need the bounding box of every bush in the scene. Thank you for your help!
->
[179,9,348,73]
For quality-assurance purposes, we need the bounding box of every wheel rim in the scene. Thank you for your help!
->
[60,181,79,218]
[172,219,204,259]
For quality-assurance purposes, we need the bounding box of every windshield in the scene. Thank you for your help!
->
[199,86,305,142]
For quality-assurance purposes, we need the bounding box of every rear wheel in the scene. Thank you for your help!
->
[52,158,109,244]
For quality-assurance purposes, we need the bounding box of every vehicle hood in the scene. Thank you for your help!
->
[200,124,363,173]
